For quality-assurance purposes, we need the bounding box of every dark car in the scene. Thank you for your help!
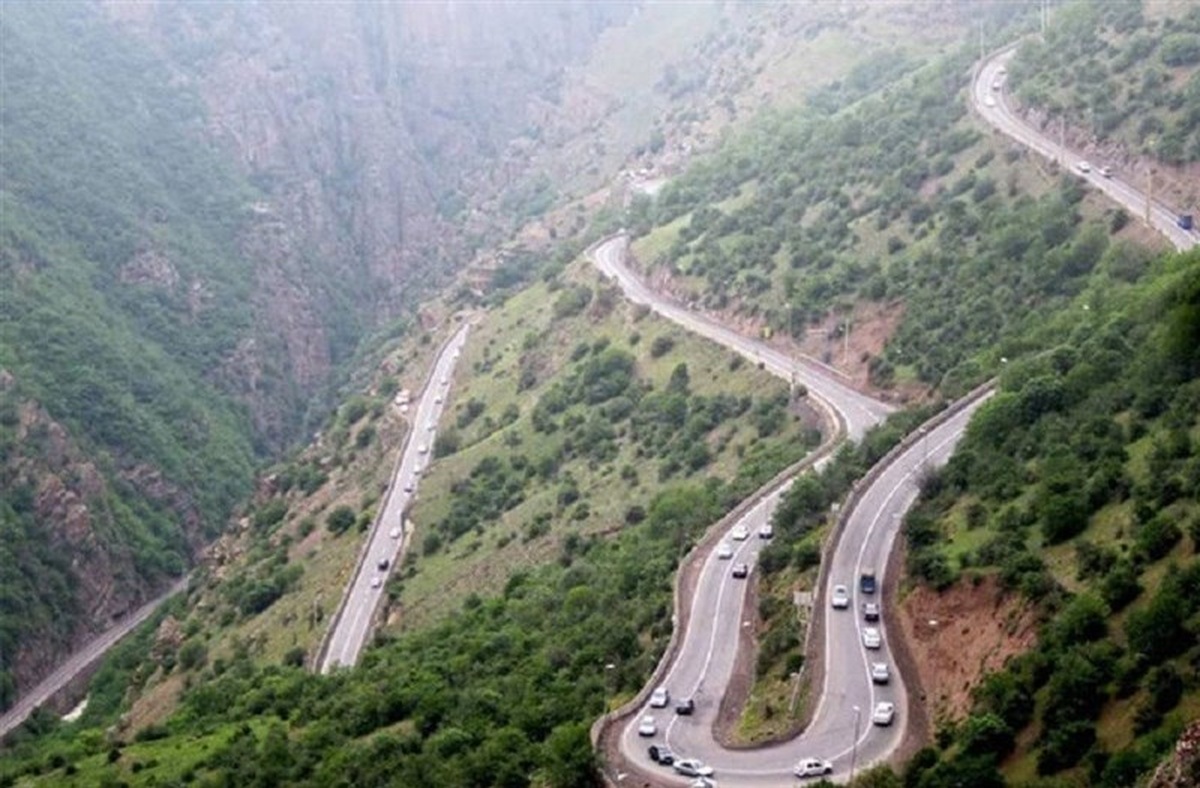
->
[860,569,877,594]
[862,601,880,621]
[732,563,749,579]
[648,745,675,765]
[675,698,695,716]
[377,558,390,571]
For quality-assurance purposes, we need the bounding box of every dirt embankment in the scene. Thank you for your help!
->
[895,575,1038,726]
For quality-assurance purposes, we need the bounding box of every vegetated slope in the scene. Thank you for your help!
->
[0,243,830,785]
[1006,0,1200,207]
[0,3,272,705]
[898,248,1200,788]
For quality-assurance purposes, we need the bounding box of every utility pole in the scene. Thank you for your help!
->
[1041,0,1047,38]
[1146,165,1154,226]
[843,315,851,367]
[1145,137,1156,227]
[1058,116,1066,165]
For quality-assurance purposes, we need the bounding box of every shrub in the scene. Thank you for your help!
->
[649,335,675,358]
[326,506,356,535]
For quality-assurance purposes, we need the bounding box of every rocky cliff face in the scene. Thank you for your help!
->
[102,0,633,321]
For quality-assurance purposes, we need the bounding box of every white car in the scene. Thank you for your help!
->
[637,716,657,737]
[388,527,402,539]
[716,542,734,560]
[649,686,670,708]
[673,759,714,778]
[403,482,414,493]
[757,523,773,539]
[873,701,896,726]
[862,627,882,649]
[417,444,428,455]
[794,758,834,778]
[688,779,716,788]
[1099,165,1113,177]
[871,662,890,684]
[434,395,443,404]
[983,95,996,108]
[370,576,382,589]
[1077,160,1091,173]
[830,584,850,609]
[730,525,749,541]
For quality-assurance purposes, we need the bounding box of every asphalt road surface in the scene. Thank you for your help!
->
[0,578,187,739]
[320,321,472,672]
[975,49,1196,252]
[590,236,894,443]
[617,396,991,786]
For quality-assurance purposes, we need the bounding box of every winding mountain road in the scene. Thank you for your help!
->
[589,238,981,784]
[975,48,1196,252]
[319,320,472,672]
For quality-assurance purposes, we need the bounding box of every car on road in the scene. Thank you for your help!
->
[650,686,670,708]
[675,698,695,715]
[793,758,834,778]
[983,95,996,107]
[860,569,877,594]
[389,527,402,539]
[648,744,675,765]
[731,525,749,541]
[370,576,382,589]
[403,481,414,493]
[873,701,896,726]
[674,758,715,778]
[688,779,716,788]
[731,563,749,579]
[417,444,428,454]
[434,395,443,404]
[871,662,891,684]
[637,716,657,737]
[862,601,880,621]
[716,542,734,560]
[831,584,850,609]
[377,558,390,571]
[1077,160,1091,173]
[1099,165,1113,177]
[413,462,423,474]
[862,627,882,649]
[757,523,773,539]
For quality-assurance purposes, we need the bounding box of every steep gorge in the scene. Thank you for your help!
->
[0,0,631,705]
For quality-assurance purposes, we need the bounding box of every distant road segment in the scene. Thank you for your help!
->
[0,578,187,740]
[974,48,1196,252]
[319,320,472,672]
